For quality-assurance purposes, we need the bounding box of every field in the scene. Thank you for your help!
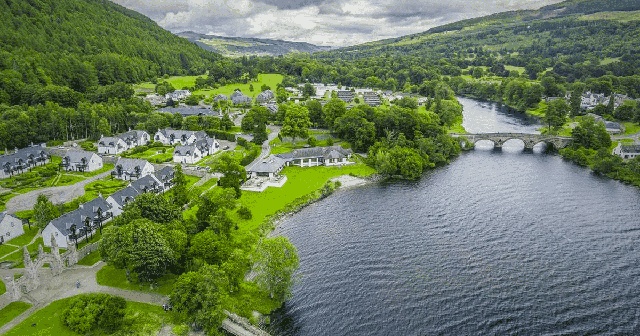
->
[4,297,166,336]
[580,11,640,23]
[194,73,284,97]
[96,265,177,296]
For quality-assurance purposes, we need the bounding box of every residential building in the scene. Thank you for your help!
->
[105,186,140,217]
[0,212,24,244]
[144,94,167,106]
[112,158,154,180]
[613,143,640,160]
[154,129,208,146]
[97,136,128,155]
[363,92,381,107]
[59,150,103,172]
[337,91,355,103]
[165,90,191,101]
[130,174,164,194]
[156,107,220,117]
[0,146,50,179]
[173,145,205,164]
[153,166,175,191]
[212,94,229,102]
[230,90,252,105]
[247,155,286,178]
[277,146,354,167]
[43,197,113,248]
[255,90,275,103]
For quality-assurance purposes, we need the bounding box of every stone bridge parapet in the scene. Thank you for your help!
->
[451,133,572,150]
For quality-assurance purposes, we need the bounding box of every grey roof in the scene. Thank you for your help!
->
[115,158,150,174]
[256,90,275,102]
[130,175,162,193]
[277,146,353,161]
[249,155,286,173]
[49,197,111,236]
[231,90,252,104]
[156,107,220,117]
[154,166,175,182]
[108,186,140,207]
[119,130,148,142]
[98,137,122,147]
[0,146,49,171]
[158,129,196,140]
[619,145,640,153]
[174,145,197,156]
[0,211,17,224]
[604,121,622,130]
[63,150,96,164]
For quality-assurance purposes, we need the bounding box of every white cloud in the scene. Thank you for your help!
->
[112,0,566,47]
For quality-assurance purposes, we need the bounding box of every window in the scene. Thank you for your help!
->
[11,222,14,227]
[6,232,10,237]
[55,232,59,236]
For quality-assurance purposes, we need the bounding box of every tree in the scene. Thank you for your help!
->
[62,293,127,334]
[254,237,300,303]
[212,153,246,198]
[614,100,637,121]
[569,85,584,116]
[189,230,229,265]
[121,192,181,224]
[281,104,311,144]
[543,99,569,132]
[172,164,189,206]
[33,194,60,229]
[306,100,324,127]
[302,83,315,97]
[170,265,228,334]
[323,98,347,130]
[195,187,237,233]
[334,108,376,152]
[99,219,175,282]
[571,116,611,150]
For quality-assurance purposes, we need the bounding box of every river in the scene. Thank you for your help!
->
[268,97,640,335]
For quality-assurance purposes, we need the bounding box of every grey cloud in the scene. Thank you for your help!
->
[256,0,328,10]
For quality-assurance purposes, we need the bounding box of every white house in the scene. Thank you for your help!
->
[105,186,140,217]
[0,212,24,244]
[154,129,207,146]
[612,143,640,160]
[43,197,113,248]
[0,146,50,179]
[165,90,191,101]
[154,166,175,191]
[97,136,128,155]
[60,150,103,172]
[130,174,164,194]
[173,145,205,164]
[276,146,354,167]
[112,158,154,180]
[247,155,286,178]
[119,130,150,148]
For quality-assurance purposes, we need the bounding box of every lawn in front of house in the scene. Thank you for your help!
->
[622,122,640,135]
[96,264,177,296]
[3,296,166,336]
[0,301,32,328]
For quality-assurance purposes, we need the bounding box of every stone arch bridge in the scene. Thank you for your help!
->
[451,133,572,150]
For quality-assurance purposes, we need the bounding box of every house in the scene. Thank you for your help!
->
[612,143,640,160]
[230,90,252,105]
[97,136,128,155]
[153,166,175,190]
[255,90,275,103]
[130,174,164,194]
[212,94,229,102]
[0,212,24,244]
[154,129,207,146]
[586,113,623,134]
[363,92,381,107]
[97,130,150,155]
[277,146,354,167]
[263,103,279,114]
[59,150,103,172]
[196,137,220,156]
[105,186,140,217]
[337,91,355,103]
[165,90,191,101]
[144,94,167,106]
[247,155,286,178]
[173,145,205,164]
[43,197,113,248]
[0,146,50,179]
[112,158,154,180]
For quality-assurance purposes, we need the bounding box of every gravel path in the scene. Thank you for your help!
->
[4,169,114,213]
[245,126,280,172]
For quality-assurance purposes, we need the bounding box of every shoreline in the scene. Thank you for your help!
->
[267,174,375,238]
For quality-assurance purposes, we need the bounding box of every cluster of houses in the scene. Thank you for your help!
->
[144,90,193,106]
[154,128,220,164]
[0,145,50,179]
[98,130,150,155]
[546,91,640,112]
[43,162,175,248]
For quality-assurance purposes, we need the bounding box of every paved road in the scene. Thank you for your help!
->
[246,126,281,172]
[5,169,114,213]
[0,261,168,334]
[613,130,640,144]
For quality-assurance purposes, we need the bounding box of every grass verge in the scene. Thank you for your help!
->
[0,302,32,328]
[96,264,177,296]
[77,250,101,266]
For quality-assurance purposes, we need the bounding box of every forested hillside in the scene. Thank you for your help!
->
[0,0,219,104]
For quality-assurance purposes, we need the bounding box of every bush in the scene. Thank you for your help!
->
[237,206,252,219]
[240,147,259,166]
[62,293,126,333]
[46,139,64,147]
[307,136,317,147]
[237,137,247,148]
[326,138,334,146]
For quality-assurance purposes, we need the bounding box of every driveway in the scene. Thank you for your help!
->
[5,169,114,214]
[245,126,281,171]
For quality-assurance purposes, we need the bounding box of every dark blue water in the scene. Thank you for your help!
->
[269,98,640,335]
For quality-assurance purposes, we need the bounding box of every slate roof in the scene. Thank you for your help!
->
[115,158,150,175]
[49,197,111,236]
[231,90,252,104]
[98,137,123,147]
[213,94,229,101]
[157,129,197,141]
[277,146,353,161]
[249,155,286,173]
[130,175,162,193]
[108,186,140,208]
[619,145,640,153]
[256,90,275,102]
[63,150,96,165]
[174,145,197,156]
[156,107,220,117]
[154,166,175,182]
[0,146,49,170]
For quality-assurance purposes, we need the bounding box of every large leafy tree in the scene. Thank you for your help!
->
[571,116,611,150]
[281,104,311,144]
[33,194,60,229]
[170,264,229,333]
[543,99,569,132]
[322,98,347,130]
[254,237,300,303]
[99,219,176,282]
[212,153,246,198]
[172,164,189,207]
[62,293,127,334]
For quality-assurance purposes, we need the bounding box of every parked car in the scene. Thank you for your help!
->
[223,146,230,150]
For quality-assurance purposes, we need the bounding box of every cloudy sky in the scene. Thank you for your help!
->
[113,0,565,46]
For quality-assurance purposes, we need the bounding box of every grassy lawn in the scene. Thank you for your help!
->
[5,226,38,247]
[0,277,5,295]
[622,122,640,135]
[234,162,376,233]
[0,302,32,328]
[526,101,547,118]
[77,250,101,266]
[4,296,166,336]
[96,264,177,296]
[195,74,284,97]
[51,174,85,187]
[270,136,342,155]
[83,178,129,200]
[69,163,115,177]
[0,244,19,257]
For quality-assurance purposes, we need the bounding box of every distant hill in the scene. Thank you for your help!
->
[0,0,219,102]
[177,31,333,57]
